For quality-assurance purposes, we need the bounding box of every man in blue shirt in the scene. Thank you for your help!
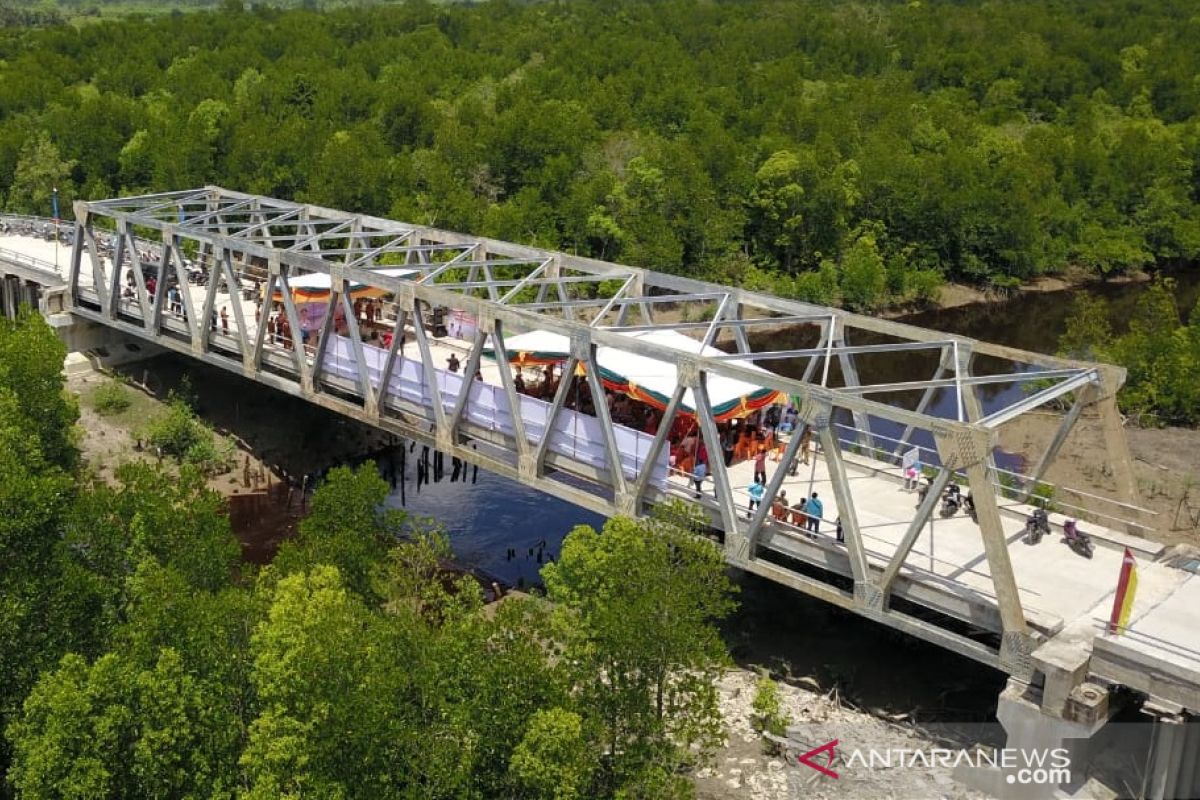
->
[747,478,766,516]
[806,492,823,533]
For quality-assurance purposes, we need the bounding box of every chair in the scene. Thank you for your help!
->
[734,432,753,461]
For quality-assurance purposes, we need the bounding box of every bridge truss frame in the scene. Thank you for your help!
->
[63,187,1140,677]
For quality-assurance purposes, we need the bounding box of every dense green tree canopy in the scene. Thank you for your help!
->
[0,0,1198,306]
[1060,280,1200,425]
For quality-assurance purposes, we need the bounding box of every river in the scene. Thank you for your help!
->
[373,272,1197,717]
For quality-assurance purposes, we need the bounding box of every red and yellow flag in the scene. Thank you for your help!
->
[1107,548,1138,634]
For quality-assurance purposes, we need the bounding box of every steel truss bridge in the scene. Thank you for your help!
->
[10,187,1157,680]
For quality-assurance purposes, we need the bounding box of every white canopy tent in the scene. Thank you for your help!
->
[489,328,783,421]
[285,267,420,290]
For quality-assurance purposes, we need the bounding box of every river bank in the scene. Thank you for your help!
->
[996,410,1200,547]
[903,267,1156,318]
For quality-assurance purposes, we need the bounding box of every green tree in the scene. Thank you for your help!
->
[542,504,736,794]
[7,648,236,800]
[7,131,74,218]
[242,566,433,799]
[0,312,78,471]
[0,314,85,780]
[271,463,403,601]
[750,150,807,272]
[1058,294,1113,361]
[839,231,887,311]
[510,708,594,800]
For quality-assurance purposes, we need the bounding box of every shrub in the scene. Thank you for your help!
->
[839,234,887,311]
[751,673,788,737]
[140,399,233,476]
[184,436,234,477]
[91,380,130,415]
[141,399,204,458]
[906,269,945,305]
[1031,481,1056,512]
[793,260,840,306]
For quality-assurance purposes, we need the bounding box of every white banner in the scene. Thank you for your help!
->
[321,335,668,487]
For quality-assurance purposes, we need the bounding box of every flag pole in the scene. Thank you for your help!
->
[1107,547,1139,635]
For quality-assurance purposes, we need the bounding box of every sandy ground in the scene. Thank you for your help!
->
[997,409,1200,547]
[697,670,995,800]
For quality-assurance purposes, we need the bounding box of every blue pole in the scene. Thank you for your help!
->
[51,187,59,223]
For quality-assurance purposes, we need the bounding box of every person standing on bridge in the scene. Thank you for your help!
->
[806,492,823,534]
[747,477,765,516]
[220,306,229,335]
[799,425,813,465]
[691,458,707,498]
[446,353,461,373]
[753,446,767,485]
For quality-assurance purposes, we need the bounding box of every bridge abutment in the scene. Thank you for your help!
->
[48,311,163,370]
[959,676,1114,798]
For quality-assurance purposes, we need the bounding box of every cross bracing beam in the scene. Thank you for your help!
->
[90,189,211,216]
[711,340,956,362]
[176,197,261,229]
[819,367,1095,397]
[313,241,463,261]
[979,369,1101,429]
[601,313,832,335]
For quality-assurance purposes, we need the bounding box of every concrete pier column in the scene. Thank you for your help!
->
[2,274,15,318]
[1145,711,1186,800]
[1176,717,1199,800]
[960,678,1111,799]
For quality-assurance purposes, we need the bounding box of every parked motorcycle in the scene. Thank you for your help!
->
[1024,508,1050,544]
[940,483,963,517]
[1062,519,1094,559]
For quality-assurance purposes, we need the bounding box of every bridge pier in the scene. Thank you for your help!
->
[46,311,163,370]
[1,274,16,318]
[960,676,1114,798]
[1143,705,1200,800]
[0,274,46,318]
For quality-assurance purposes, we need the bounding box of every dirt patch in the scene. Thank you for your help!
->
[996,410,1200,547]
